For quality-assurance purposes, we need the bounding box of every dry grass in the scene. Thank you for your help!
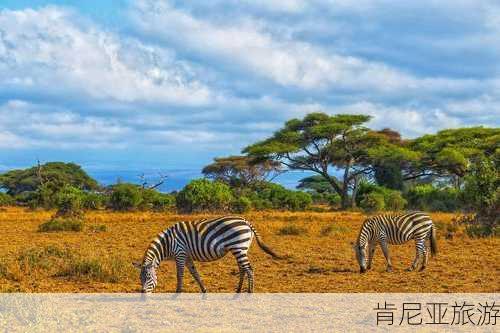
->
[0,207,498,293]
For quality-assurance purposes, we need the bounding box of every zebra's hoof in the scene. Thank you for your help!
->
[418,267,426,272]
[406,267,414,272]
[386,267,393,272]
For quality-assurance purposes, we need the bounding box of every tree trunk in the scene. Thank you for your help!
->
[351,175,360,208]
[340,161,353,209]
[340,187,350,209]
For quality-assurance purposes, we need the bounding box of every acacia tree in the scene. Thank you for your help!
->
[243,113,415,208]
[202,155,282,188]
[406,127,500,188]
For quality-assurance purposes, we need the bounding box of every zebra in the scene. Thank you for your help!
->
[132,216,280,293]
[352,212,437,273]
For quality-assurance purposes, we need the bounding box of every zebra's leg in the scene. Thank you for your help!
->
[246,264,254,293]
[419,242,430,272]
[231,249,253,293]
[380,240,393,272]
[408,239,425,271]
[236,268,245,293]
[187,258,207,293]
[367,242,376,270]
[175,254,187,293]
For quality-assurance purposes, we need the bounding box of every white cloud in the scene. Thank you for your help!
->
[0,1,498,167]
[0,100,130,148]
[130,0,487,97]
[0,7,213,106]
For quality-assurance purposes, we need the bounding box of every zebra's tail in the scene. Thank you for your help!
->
[247,222,282,259]
[430,224,438,257]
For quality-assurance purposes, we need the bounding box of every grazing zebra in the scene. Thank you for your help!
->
[353,212,437,273]
[133,216,280,293]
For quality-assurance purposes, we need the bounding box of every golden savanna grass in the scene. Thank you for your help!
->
[0,207,498,292]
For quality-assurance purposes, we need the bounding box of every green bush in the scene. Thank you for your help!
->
[82,192,107,210]
[310,192,341,207]
[277,225,307,236]
[176,179,234,213]
[57,256,129,283]
[38,217,84,232]
[55,185,85,217]
[0,193,13,206]
[357,182,405,212]
[253,182,312,211]
[385,191,407,211]
[319,224,348,236]
[88,224,107,233]
[406,184,461,212]
[108,183,143,211]
[326,193,341,207]
[360,192,385,212]
[17,245,72,273]
[140,189,175,212]
[232,196,252,213]
[465,225,500,238]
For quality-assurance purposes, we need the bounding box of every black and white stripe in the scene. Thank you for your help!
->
[353,212,437,273]
[133,216,280,293]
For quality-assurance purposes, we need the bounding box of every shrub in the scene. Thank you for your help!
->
[57,256,129,283]
[88,224,107,233]
[253,182,312,211]
[385,191,407,211]
[286,191,313,211]
[17,245,72,273]
[360,192,385,212]
[38,217,84,232]
[176,179,234,213]
[0,261,9,278]
[405,184,461,212]
[460,157,499,237]
[140,189,175,212]
[58,258,104,280]
[357,182,406,212]
[82,192,107,210]
[108,183,143,211]
[0,193,13,206]
[55,185,85,217]
[277,225,307,236]
[326,193,341,207]
[465,225,500,238]
[319,224,348,236]
[231,196,252,213]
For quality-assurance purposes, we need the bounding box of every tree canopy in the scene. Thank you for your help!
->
[0,162,99,195]
[202,155,282,188]
[407,127,500,184]
[243,112,415,208]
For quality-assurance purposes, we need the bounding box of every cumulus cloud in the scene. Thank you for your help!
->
[0,6,213,106]
[131,0,423,91]
[0,1,498,170]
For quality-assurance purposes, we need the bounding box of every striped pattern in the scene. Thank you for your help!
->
[134,216,279,293]
[354,212,437,273]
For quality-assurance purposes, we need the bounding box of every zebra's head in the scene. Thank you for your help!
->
[352,242,367,273]
[132,261,157,293]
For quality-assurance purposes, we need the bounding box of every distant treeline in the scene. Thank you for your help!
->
[0,112,498,235]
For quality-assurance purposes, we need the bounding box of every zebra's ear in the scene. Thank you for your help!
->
[132,261,142,269]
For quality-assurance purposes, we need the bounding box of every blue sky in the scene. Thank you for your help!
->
[0,0,499,179]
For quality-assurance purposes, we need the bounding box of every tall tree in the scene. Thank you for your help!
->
[297,175,336,194]
[406,127,500,187]
[243,113,415,208]
[202,155,282,188]
[0,162,99,195]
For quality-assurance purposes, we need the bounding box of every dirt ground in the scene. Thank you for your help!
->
[0,207,498,292]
